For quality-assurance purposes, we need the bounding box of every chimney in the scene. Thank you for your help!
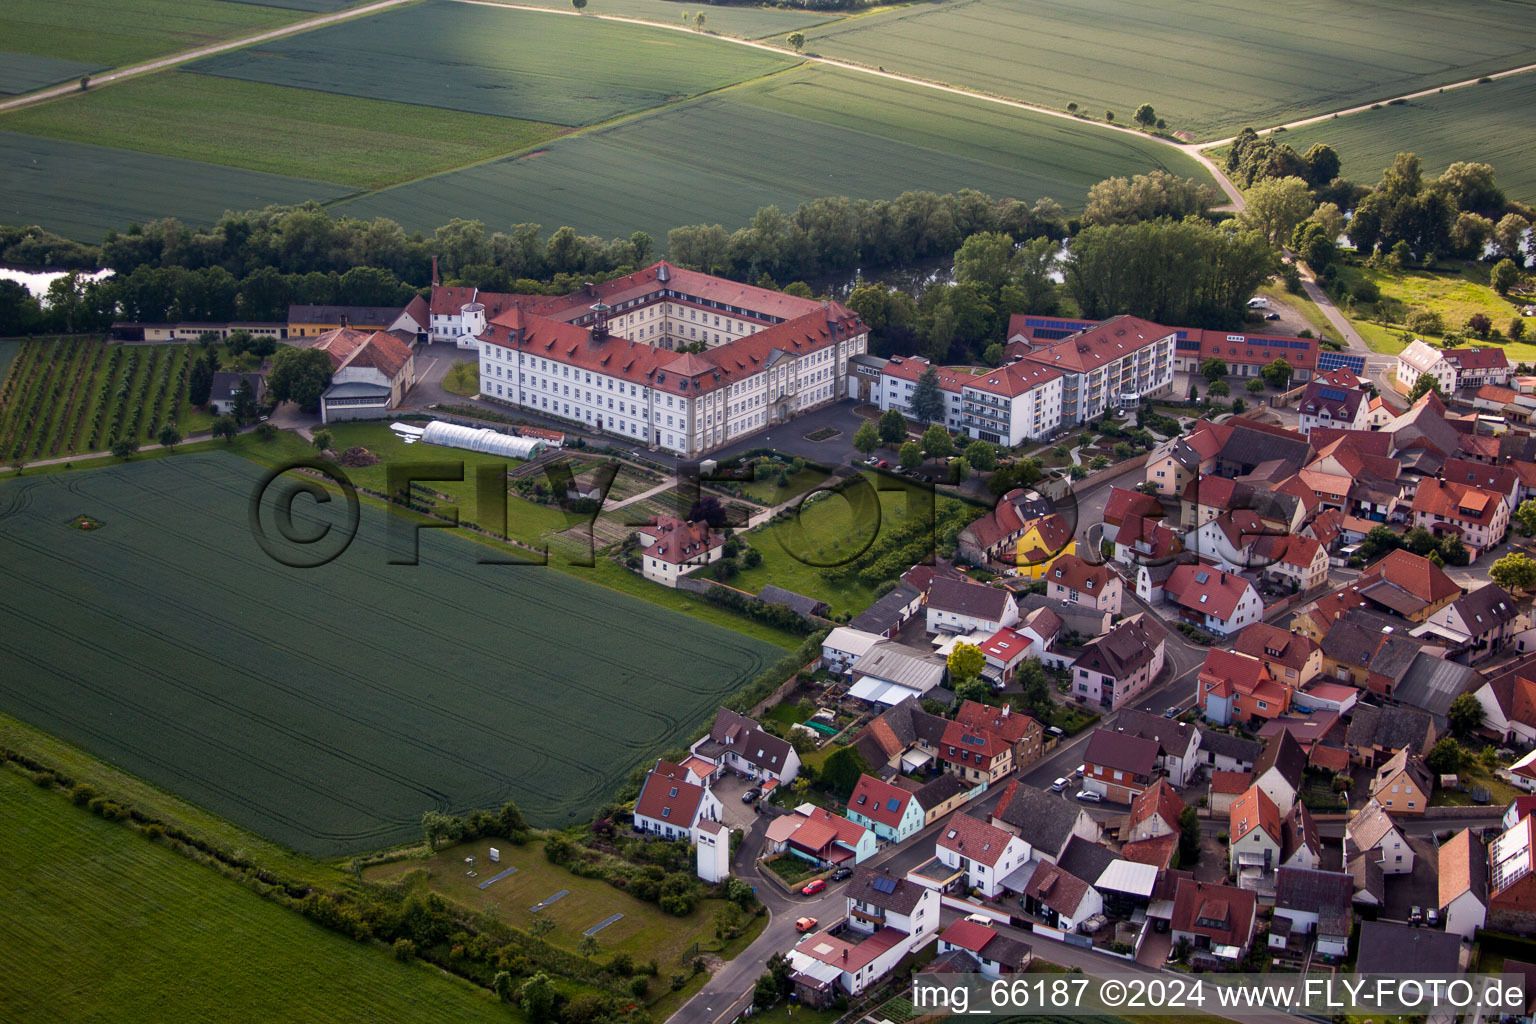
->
[431,255,439,287]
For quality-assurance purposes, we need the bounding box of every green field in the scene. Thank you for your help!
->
[1281,73,1536,203]
[189,0,798,126]
[804,0,1536,140]
[494,0,841,38]
[0,339,216,463]
[0,53,104,95]
[1,0,300,68]
[337,64,1210,237]
[0,74,564,190]
[1338,262,1536,362]
[0,130,354,243]
[0,453,780,853]
[0,767,513,1023]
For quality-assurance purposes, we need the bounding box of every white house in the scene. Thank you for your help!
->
[846,774,926,844]
[1162,564,1263,637]
[1229,784,1282,883]
[636,516,724,588]
[1296,369,1373,435]
[304,327,417,424]
[821,627,884,676]
[788,867,938,1003]
[691,707,800,786]
[695,819,730,883]
[632,760,723,840]
[1021,859,1104,932]
[1272,868,1353,957]
[1345,801,1415,875]
[1044,553,1123,614]
[878,354,1065,445]
[926,578,1019,635]
[935,813,1031,899]
[935,920,1033,975]
[1397,340,1510,395]
[1437,828,1489,941]
[1068,614,1168,711]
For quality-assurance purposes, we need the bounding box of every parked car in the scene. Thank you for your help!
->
[964,913,992,925]
[1052,777,1070,792]
[829,866,853,882]
[742,787,761,803]
[1426,908,1439,926]
[795,917,818,933]
[1164,706,1180,719]
[801,879,827,896]
[1410,905,1424,925]
[875,459,889,468]
[1265,312,1282,321]
[1076,790,1103,803]
[1074,764,1086,777]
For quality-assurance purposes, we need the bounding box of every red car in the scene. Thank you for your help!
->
[875,459,889,469]
[801,879,827,896]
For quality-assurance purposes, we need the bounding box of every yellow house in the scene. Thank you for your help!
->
[1014,513,1075,580]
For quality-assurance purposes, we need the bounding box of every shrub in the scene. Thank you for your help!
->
[393,938,417,961]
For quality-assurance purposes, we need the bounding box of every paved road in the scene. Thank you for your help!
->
[0,0,416,114]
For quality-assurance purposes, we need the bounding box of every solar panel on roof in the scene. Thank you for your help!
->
[872,876,898,894]
[1318,387,1348,402]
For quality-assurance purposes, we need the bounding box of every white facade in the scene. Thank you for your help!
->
[1443,887,1487,941]
[1396,340,1456,396]
[695,820,731,884]
[935,833,1031,899]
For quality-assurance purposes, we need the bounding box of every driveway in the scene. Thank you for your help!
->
[711,773,768,831]
[1381,836,1441,923]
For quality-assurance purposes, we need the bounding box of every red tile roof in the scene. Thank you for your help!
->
[848,774,915,830]
[1120,832,1179,869]
[1130,779,1186,830]
[634,760,707,827]
[1211,771,1254,795]
[308,327,413,380]
[1234,623,1319,672]
[1025,859,1096,917]
[938,919,997,954]
[1024,315,1173,374]
[1103,486,1165,526]
[1200,649,1272,696]
[1047,553,1115,595]
[1172,879,1256,947]
[1444,347,1510,371]
[1230,784,1281,845]
[937,813,1018,868]
[954,699,1040,746]
[1165,565,1255,621]
[1412,478,1503,528]
[643,515,724,565]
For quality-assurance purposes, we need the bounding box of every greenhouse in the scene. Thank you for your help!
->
[419,421,545,460]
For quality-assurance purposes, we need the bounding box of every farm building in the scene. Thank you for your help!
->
[301,327,417,424]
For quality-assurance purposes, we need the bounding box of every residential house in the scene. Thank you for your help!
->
[1120,832,1180,871]
[691,707,801,786]
[1171,879,1258,965]
[1272,868,1353,956]
[632,759,723,839]
[956,488,1055,565]
[208,371,265,417]
[1017,593,1112,648]
[1253,731,1307,815]
[1200,731,1263,773]
[879,355,1065,447]
[1296,368,1374,435]
[1369,748,1433,816]
[1069,614,1168,710]
[1510,749,1536,793]
[953,700,1044,770]
[1185,509,1284,572]
[1438,828,1490,941]
[1014,513,1077,579]
[1476,667,1536,747]
[1489,814,1536,933]
[851,699,949,777]
[937,719,1014,786]
[1234,623,1323,690]
[936,814,1031,898]
[1116,513,1185,567]
[1081,728,1161,803]
[1345,703,1437,767]
[1417,583,1526,664]
[989,779,1102,863]
[1103,486,1168,540]
[1397,340,1510,395]
[847,642,946,706]
[1356,920,1464,974]
[935,920,1033,976]
[1345,800,1414,875]
[927,578,1019,635]
[1319,607,1430,696]
[1163,565,1263,637]
[1181,475,1259,531]
[846,775,926,844]
[1210,771,1253,816]
[979,611,1060,683]
[1145,428,1223,497]
[1251,534,1331,594]
[1293,548,1462,641]
[1111,708,1203,787]
[1411,478,1510,560]
[1229,785,1283,884]
[766,806,877,867]
[1127,780,1187,843]
[1045,554,1123,614]
[637,516,725,587]
[1507,795,1536,830]
[1021,859,1104,931]
[1020,315,1176,425]
[844,866,940,944]
[788,912,927,1003]
[1442,457,1520,513]
[1198,649,1290,725]
[1348,851,1387,908]
[1280,802,1323,871]
[912,773,985,826]
[821,627,884,676]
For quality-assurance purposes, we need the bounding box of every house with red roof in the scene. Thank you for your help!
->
[1398,341,1510,395]
[1115,513,1184,565]
[1162,564,1264,637]
[1146,423,1227,497]
[1081,728,1162,804]
[1171,879,1258,964]
[766,806,877,868]
[1103,486,1167,543]
[935,919,1033,975]
[936,813,1031,898]
[878,354,1065,444]
[938,719,1014,786]
[1292,548,1462,641]
[1045,553,1123,614]
[633,759,723,841]
[1198,649,1290,725]
[1209,771,1254,816]
[846,774,925,843]
[1127,779,1187,843]
[1229,784,1283,883]
[957,488,1053,564]
[953,700,1044,769]
[1252,534,1330,594]
[1442,457,1520,512]
[637,515,725,587]
[1234,623,1323,690]
[1297,368,1374,435]
[979,609,1060,683]
[304,327,417,423]
[1411,477,1510,560]
[1020,859,1104,931]
[788,866,941,1004]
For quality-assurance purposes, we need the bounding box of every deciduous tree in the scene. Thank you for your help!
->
[1491,551,1536,593]
[878,408,907,444]
[853,421,879,456]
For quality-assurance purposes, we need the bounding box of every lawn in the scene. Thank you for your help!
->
[1432,763,1521,808]
[188,0,798,126]
[370,838,742,967]
[494,0,842,38]
[730,469,980,618]
[336,64,1210,240]
[0,74,564,190]
[1,0,299,69]
[1281,72,1536,204]
[1336,262,1534,361]
[804,0,1536,140]
[0,129,354,243]
[0,452,781,853]
[0,767,513,1023]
